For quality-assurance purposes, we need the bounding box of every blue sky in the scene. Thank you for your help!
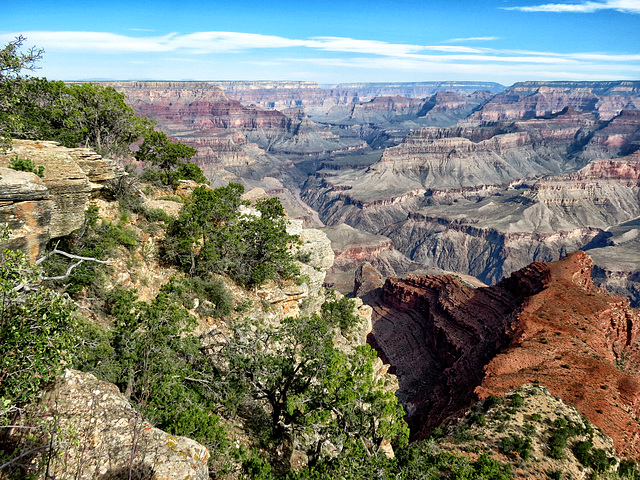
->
[3,0,640,85]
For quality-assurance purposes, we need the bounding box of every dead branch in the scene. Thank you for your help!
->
[36,248,114,282]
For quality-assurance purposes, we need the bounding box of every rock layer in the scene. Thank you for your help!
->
[0,140,124,258]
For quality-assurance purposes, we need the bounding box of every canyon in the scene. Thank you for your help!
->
[102,80,640,307]
[4,131,640,476]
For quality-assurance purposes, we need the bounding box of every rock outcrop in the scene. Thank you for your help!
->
[0,140,124,258]
[439,384,619,480]
[12,369,209,480]
[368,252,640,458]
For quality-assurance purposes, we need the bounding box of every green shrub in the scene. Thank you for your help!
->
[573,440,593,466]
[500,434,532,460]
[483,394,502,411]
[144,207,172,223]
[176,162,208,184]
[189,275,234,318]
[618,459,640,479]
[509,393,524,412]
[547,417,579,460]
[321,290,360,333]
[165,184,299,286]
[0,242,77,420]
[8,156,44,176]
[470,413,486,427]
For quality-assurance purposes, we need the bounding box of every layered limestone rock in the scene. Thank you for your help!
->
[213,81,503,111]
[0,140,124,258]
[12,369,209,480]
[321,223,442,294]
[368,252,640,458]
[301,106,640,289]
[105,81,367,162]
[0,167,52,259]
[467,81,640,122]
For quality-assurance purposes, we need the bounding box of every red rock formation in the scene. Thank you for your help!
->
[368,252,640,458]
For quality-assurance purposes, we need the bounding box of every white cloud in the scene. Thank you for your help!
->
[504,0,640,13]
[2,29,638,84]
[445,37,500,43]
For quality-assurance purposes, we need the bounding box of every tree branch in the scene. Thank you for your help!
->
[36,248,114,282]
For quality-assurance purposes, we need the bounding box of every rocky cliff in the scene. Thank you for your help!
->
[368,252,640,459]
[0,140,124,259]
[105,81,367,161]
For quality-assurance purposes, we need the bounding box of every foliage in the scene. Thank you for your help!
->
[508,393,524,413]
[165,183,299,286]
[187,276,234,318]
[0,75,151,157]
[280,442,513,480]
[217,314,408,470]
[546,417,583,460]
[8,156,44,177]
[0,228,77,424]
[40,205,138,297]
[320,290,360,333]
[134,130,198,185]
[76,282,229,455]
[482,394,502,411]
[500,434,532,460]
[572,440,614,473]
[619,459,640,479]
[176,162,208,184]
[0,35,43,80]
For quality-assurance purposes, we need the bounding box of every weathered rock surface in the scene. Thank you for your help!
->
[0,167,52,259]
[12,369,209,479]
[0,140,124,258]
[368,252,640,459]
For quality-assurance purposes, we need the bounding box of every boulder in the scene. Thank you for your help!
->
[11,369,209,480]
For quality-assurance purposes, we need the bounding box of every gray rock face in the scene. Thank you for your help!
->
[11,369,209,480]
[0,140,124,258]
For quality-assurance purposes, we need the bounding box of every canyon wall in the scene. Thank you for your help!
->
[300,87,640,299]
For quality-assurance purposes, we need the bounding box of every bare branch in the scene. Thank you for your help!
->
[35,248,114,282]
[36,248,113,266]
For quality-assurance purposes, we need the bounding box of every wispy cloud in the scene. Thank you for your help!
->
[0,31,512,57]
[2,30,638,83]
[444,37,500,43]
[504,0,640,13]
